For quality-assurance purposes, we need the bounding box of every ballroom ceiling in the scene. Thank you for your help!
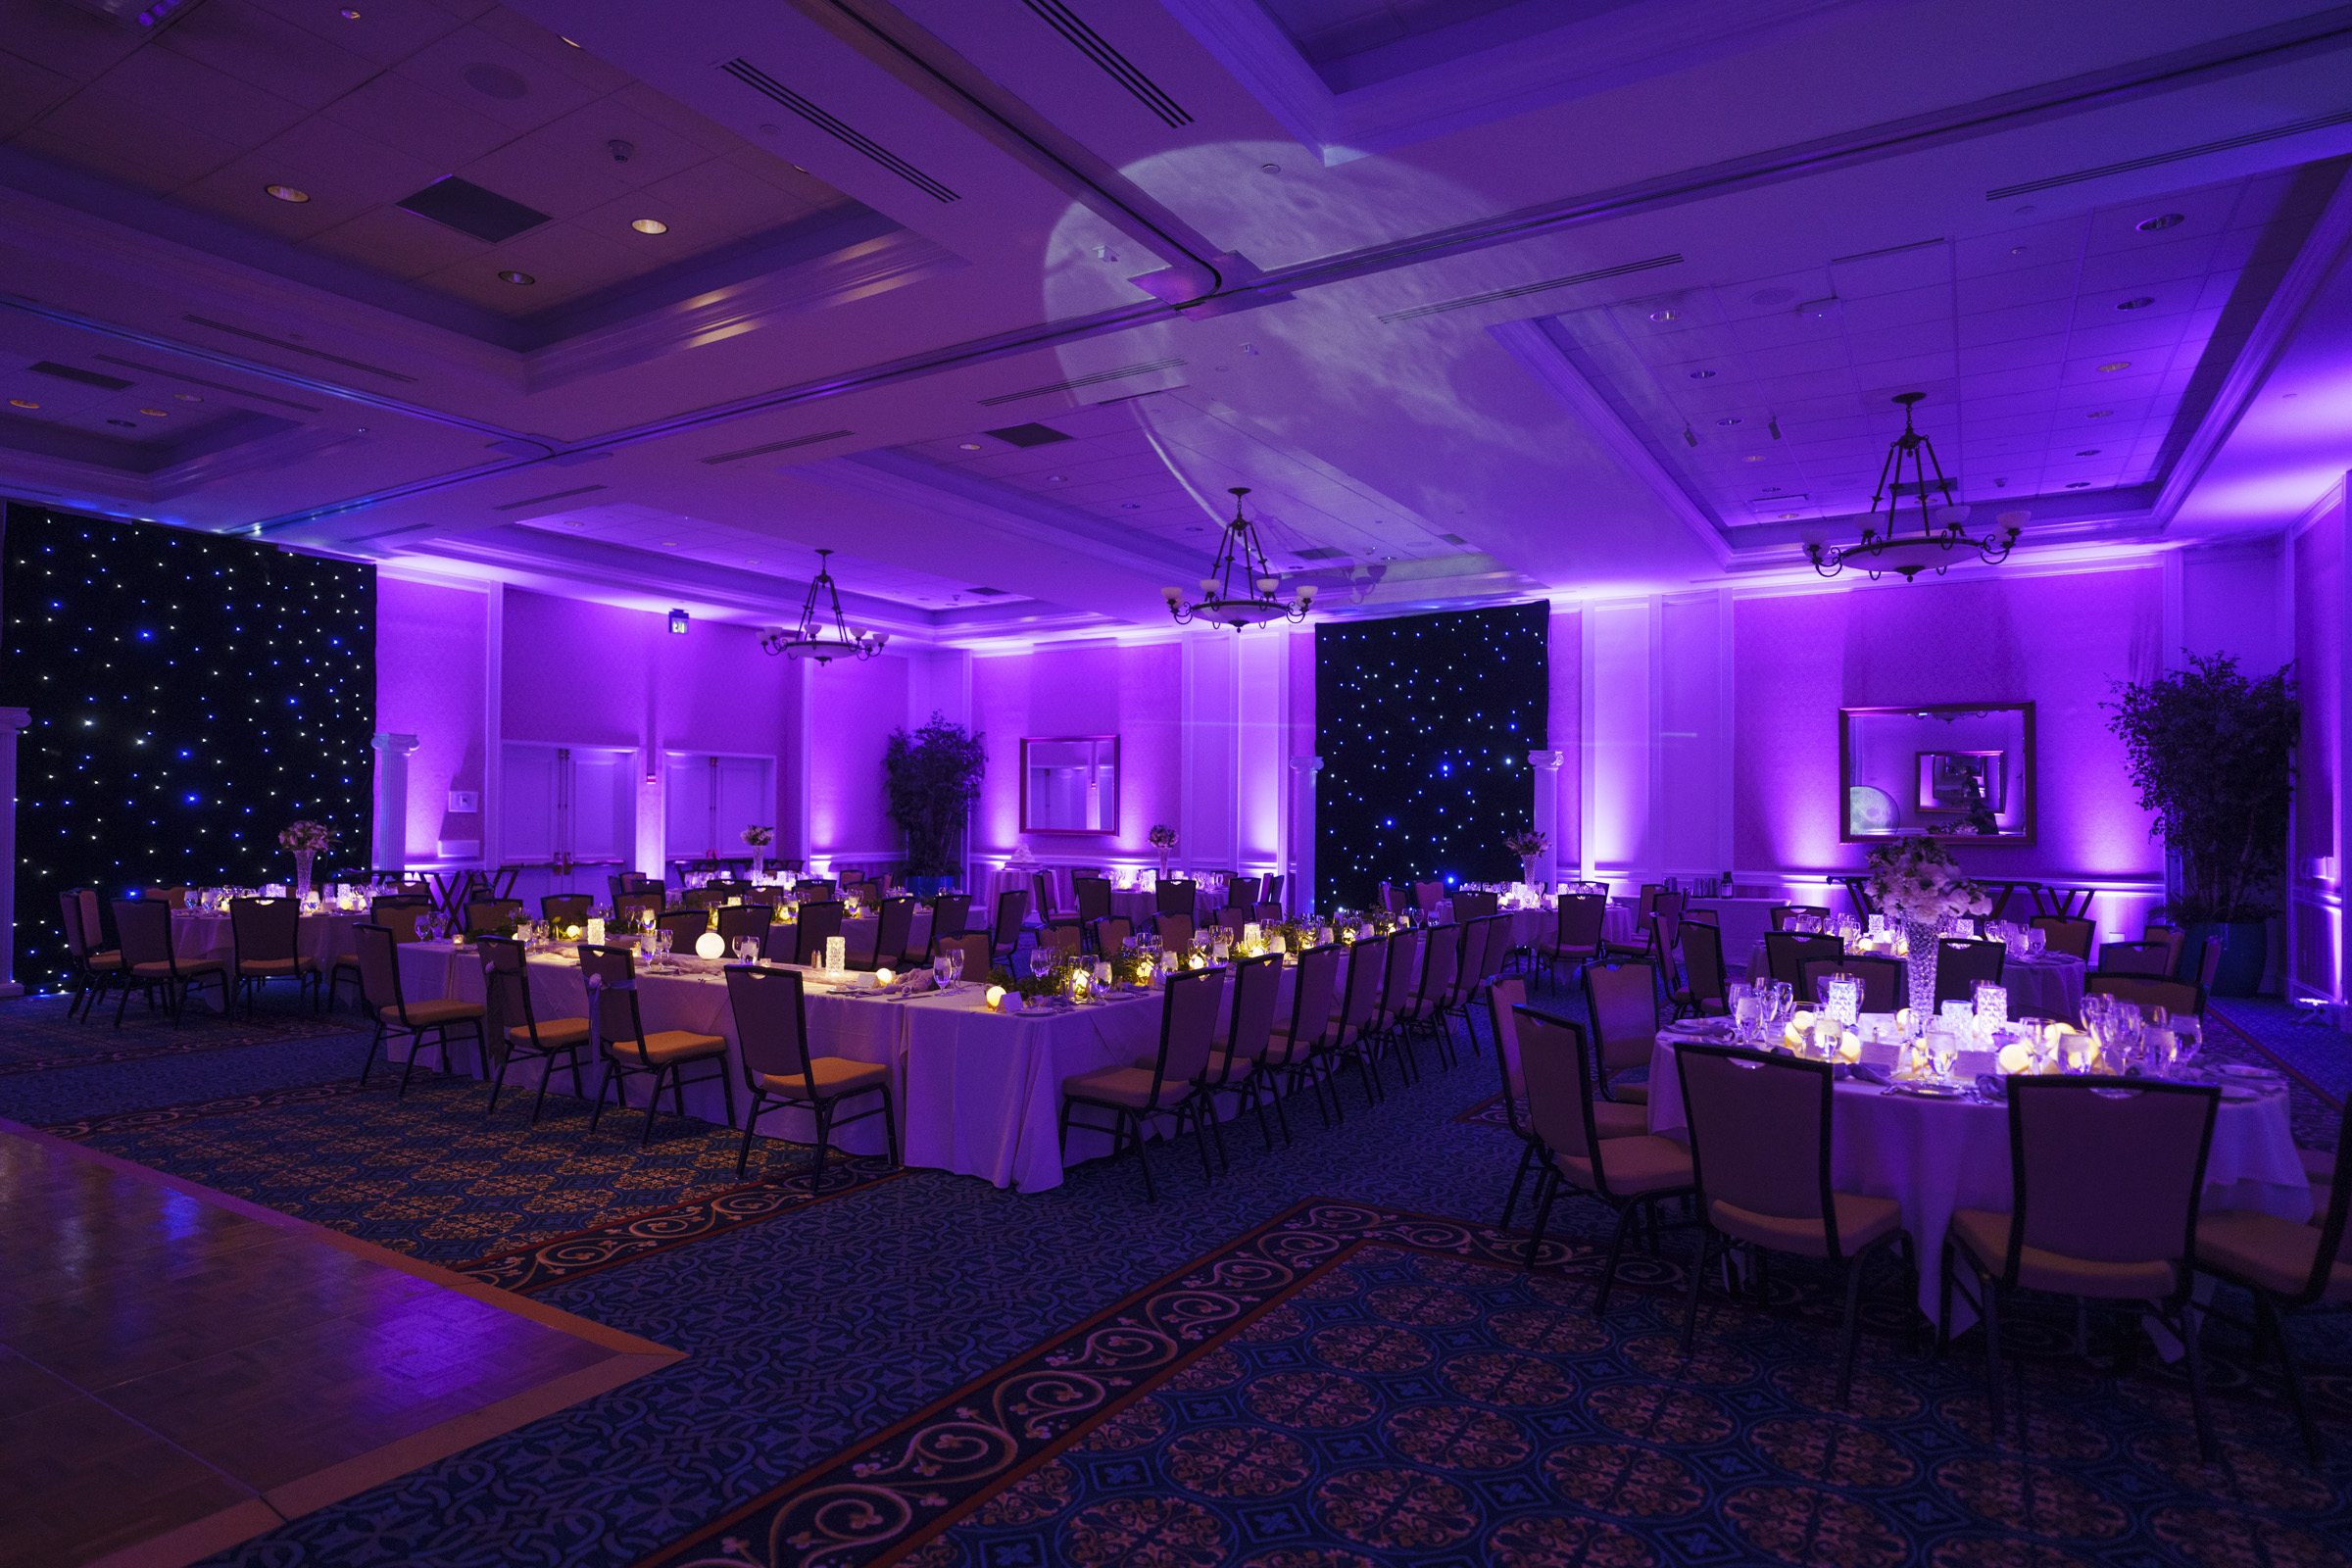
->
[1,0,2349,644]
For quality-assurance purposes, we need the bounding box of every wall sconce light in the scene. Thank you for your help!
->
[667,608,690,634]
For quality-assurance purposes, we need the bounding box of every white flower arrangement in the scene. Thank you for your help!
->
[1864,835,1992,923]
[277,819,335,853]
[741,824,774,847]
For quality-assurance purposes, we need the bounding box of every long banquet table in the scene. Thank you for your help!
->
[1644,1018,2308,1326]
[172,907,365,966]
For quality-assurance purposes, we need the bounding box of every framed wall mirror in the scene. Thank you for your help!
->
[1839,703,2034,843]
[1020,736,1120,834]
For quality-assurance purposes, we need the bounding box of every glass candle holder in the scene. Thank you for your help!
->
[825,935,845,973]
[1819,975,1862,1027]
[1972,981,2008,1028]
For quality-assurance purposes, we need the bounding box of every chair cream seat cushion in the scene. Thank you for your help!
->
[1204,1051,1256,1081]
[1590,1099,1647,1140]
[1949,1207,2177,1298]
[509,1017,591,1049]
[132,957,224,978]
[238,956,318,976]
[1559,1134,1691,1197]
[1713,1192,1902,1259]
[608,1029,725,1064]
[1605,1082,1650,1105]
[2198,1208,2352,1300]
[1263,1034,1315,1066]
[1064,1064,1170,1109]
[390,998,483,1028]
[86,952,123,972]
[758,1055,889,1100]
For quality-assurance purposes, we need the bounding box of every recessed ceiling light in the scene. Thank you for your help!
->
[2086,410,2114,418]
[1120,502,1140,509]
[498,270,535,285]
[1688,369,1715,379]
[339,7,360,17]
[630,218,668,234]
[2077,449,2101,456]
[1741,455,1766,463]
[1647,308,1680,322]
[2116,297,2153,310]
[661,540,676,547]
[957,442,982,450]
[266,184,310,203]
[560,35,582,46]
[2066,481,2089,488]
[8,399,36,409]
[1048,474,1067,482]
[1716,416,1742,425]
[2135,213,2185,231]
[1260,163,1280,173]
[174,393,202,402]
[2010,246,2028,255]
[137,408,166,416]
[107,418,134,427]
[2098,362,2131,372]
[1779,513,1800,519]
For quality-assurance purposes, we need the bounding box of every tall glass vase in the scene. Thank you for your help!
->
[1902,918,1939,1016]
[293,848,315,902]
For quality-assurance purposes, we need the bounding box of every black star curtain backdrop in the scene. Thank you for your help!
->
[3,505,374,993]
[1315,602,1548,910]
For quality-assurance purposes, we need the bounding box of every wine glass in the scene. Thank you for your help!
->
[734,936,758,963]
[655,928,673,958]
[934,955,952,988]
[1928,1028,1959,1082]
[1029,946,1052,980]
[948,949,965,985]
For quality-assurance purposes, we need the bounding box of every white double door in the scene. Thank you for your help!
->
[663,753,773,862]
[500,744,634,868]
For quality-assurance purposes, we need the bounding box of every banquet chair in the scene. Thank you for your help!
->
[1634,883,1663,924]
[1454,890,1501,921]
[2030,915,2094,962]
[229,896,321,1014]
[1458,914,1513,1027]
[934,932,993,981]
[1263,942,1344,1129]
[1764,931,1843,1000]
[332,895,431,1011]
[1603,894,1677,961]
[795,879,837,899]
[794,901,847,966]
[353,923,484,1099]
[613,892,662,930]
[1214,904,1252,939]
[1262,874,1284,909]
[1193,952,1287,1161]
[1834,875,1878,919]
[2196,935,2226,990]
[110,898,226,1027]
[1931,938,2006,1010]
[1373,924,1427,1085]
[1438,920,1487,1040]
[463,898,525,938]
[1582,960,1661,1105]
[2142,921,2187,979]
[141,886,191,907]
[59,891,122,1021]
[1229,874,1263,906]
[726,964,897,1180]
[1155,911,1195,953]
[682,887,729,911]
[2084,973,2206,1017]
[2097,940,2174,976]
[2195,1094,2352,1459]
[1040,920,1085,959]
[1328,936,1393,1108]
[831,867,864,884]
[542,894,592,929]
[1490,977,1644,1231]
[1671,920,1730,1019]
[1538,893,1607,987]
[927,892,974,943]
[1402,922,1463,1068]
[1413,879,1446,913]
[1060,967,1224,1201]
[990,891,1030,964]
[655,908,710,951]
[477,937,591,1124]
[1770,905,1832,930]
[1254,901,1285,924]
[1675,1043,1916,1402]
[1155,879,1198,917]
[1515,1004,1695,1313]
[1941,1076,2220,1459]
[580,945,735,1148]
[860,897,916,969]
[1803,956,1903,1016]
[1379,882,1410,916]
[715,904,773,949]
[610,873,662,905]
[1092,915,1133,956]
[1074,875,1112,934]
[1681,906,1718,925]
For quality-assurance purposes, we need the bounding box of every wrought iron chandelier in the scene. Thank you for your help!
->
[760,549,888,662]
[1163,487,1317,630]
[1806,393,2026,583]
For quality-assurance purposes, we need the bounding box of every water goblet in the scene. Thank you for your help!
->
[934,955,952,988]
[949,949,965,984]
[1928,1029,1959,1082]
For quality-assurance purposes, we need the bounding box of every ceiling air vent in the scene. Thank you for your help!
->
[983,422,1072,448]
[1437,532,1467,544]
[1022,0,1190,128]
[396,176,553,244]
[1985,108,2352,199]
[967,586,1011,596]
[701,429,856,465]
[92,355,319,412]
[720,59,957,203]
[1378,255,1685,323]
[180,318,416,382]
[28,362,134,391]
[1294,546,1348,561]
[492,484,608,512]
[979,359,1185,406]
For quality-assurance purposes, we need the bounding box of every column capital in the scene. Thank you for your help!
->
[371,731,420,755]
[1288,755,1325,773]
[1528,749,1565,770]
[0,708,26,734]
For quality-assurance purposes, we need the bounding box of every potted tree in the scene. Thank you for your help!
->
[2105,655,2298,996]
[884,712,986,897]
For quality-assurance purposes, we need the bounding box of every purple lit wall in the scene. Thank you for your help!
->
[376,577,484,862]
[970,641,1179,867]
[805,653,906,866]
[1733,568,2164,899]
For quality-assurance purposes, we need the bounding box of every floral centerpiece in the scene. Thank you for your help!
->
[1149,822,1178,880]
[277,819,334,901]
[1863,836,1992,1015]
[742,823,773,878]
[1504,827,1548,886]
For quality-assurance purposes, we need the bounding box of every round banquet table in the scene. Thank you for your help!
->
[1744,938,2085,1022]
[1644,1019,2308,1327]
[172,907,365,966]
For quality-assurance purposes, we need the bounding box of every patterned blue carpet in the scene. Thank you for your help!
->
[3,980,2349,1567]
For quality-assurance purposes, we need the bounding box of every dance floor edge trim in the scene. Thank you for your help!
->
[0,1118,686,1568]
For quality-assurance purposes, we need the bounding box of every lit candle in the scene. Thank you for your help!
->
[876,967,895,986]
[585,917,605,946]
[985,983,1006,1009]
[695,931,725,959]
[825,935,845,972]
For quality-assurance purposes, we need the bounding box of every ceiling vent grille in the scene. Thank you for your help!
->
[983,422,1071,447]
[978,358,1185,405]
[181,317,416,382]
[720,58,958,203]
[1377,255,1685,323]
[492,484,608,512]
[1985,108,2352,199]
[1022,0,1191,128]
[967,586,1011,596]
[701,428,856,465]
[1293,546,1348,560]
[1830,238,1944,265]
[396,176,553,244]
[27,362,133,390]
[92,355,320,412]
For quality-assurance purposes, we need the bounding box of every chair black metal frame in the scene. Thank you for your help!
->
[725,963,898,1179]
[581,946,738,1147]
[353,922,484,1098]
[477,935,591,1123]
[1058,967,1222,1200]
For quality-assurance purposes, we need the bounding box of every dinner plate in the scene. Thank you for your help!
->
[1896,1082,1969,1098]
[2219,1085,2261,1102]
[2217,1063,2282,1081]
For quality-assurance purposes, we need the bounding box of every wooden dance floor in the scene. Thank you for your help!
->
[0,1119,684,1568]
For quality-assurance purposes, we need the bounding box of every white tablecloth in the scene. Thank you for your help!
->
[1745,939,2087,1022]
[1644,1023,2308,1324]
[173,908,364,965]
[391,943,1205,1192]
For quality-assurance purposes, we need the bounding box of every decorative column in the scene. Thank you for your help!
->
[1528,750,1566,884]
[0,708,28,997]
[1288,756,1323,915]
[370,732,419,870]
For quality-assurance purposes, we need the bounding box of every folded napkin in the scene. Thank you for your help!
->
[1836,1060,1889,1085]
[1973,1074,2008,1102]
